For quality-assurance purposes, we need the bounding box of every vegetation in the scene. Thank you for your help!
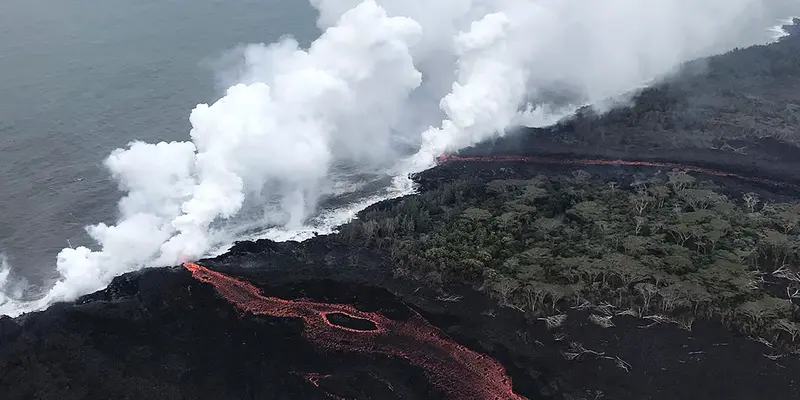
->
[338,167,800,350]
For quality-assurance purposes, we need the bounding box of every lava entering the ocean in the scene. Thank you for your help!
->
[183,262,526,400]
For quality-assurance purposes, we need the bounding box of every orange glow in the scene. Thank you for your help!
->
[183,262,526,400]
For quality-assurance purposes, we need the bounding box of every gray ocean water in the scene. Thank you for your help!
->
[0,0,317,286]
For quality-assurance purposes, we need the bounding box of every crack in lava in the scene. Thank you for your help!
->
[298,373,347,400]
[183,262,526,400]
[438,154,792,188]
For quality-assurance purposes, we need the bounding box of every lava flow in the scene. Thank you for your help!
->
[437,154,791,187]
[183,262,526,400]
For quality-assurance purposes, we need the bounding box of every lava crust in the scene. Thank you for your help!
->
[184,262,525,400]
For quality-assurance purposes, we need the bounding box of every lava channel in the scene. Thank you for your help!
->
[184,262,525,400]
[437,154,792,188]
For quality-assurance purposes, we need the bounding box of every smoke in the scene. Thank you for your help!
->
[0,254,10,304]
[408,0,798,167]
[1,0,797,317]
[0,253,28,309]
[770,16,800,40]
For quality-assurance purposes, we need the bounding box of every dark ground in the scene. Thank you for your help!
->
[2,245,800,400]
[2,157,800,400]
[0,162,800,400]
[2,21,800,400]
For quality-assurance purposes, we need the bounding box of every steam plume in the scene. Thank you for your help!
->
[0,254,11,306]
[770,16,800,39]
[0,253,27,309]
[1,0,797,317]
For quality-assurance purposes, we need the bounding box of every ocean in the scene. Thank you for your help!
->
[0,0,317,287]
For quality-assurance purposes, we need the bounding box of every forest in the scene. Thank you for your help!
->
[335,164,800,351]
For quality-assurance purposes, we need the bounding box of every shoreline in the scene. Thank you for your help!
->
[3,152,800,399]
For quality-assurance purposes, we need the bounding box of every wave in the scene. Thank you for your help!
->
[2,0,798,318]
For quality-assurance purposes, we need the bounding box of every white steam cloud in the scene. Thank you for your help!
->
[770,16,799,39]
[0,254,11,306]
[1,0,797,317]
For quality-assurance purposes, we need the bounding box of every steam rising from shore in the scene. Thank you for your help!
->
[1,0,797,316]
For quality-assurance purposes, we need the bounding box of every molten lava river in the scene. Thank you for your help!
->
[183,262,526,400]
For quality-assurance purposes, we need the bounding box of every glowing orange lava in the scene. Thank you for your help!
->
[436,154,790,187]
[183,262,526,400]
